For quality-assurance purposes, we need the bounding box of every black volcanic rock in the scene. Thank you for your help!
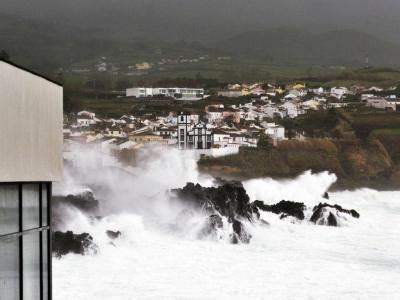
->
[172,181,256,221]
[52,231,96,257]
[52,191,100,230]
[310,203,360,226]
[53,191,99,212]
[230,219,251,244]
[252,200,306,220]
[327,212,338,226]
[106,230,122,240]
[198,215,224,239]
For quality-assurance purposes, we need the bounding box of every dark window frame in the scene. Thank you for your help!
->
[0,182,52,300]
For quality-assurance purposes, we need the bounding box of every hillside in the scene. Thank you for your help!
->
[0,13,210,74]
[198,111,400,190]
[216,29,400,67]
[2,12,400,82]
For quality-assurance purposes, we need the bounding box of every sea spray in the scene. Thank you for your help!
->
[53,145,400,299]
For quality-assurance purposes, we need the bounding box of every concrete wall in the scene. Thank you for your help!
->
[0,61,63,182]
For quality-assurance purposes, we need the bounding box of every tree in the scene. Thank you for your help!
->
[280,118,296,140]
[257,133,272,149]
[0,50,10,60]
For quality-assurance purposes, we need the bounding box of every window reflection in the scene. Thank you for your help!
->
[0,185,19,235]
[23,232,41,300]
[42,184,48,226]
[23,184,40,230]
[0,183,50,300]
[0,236,20,300]
[42,231,49,300]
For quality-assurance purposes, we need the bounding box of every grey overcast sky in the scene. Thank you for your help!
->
[1,0,399,43]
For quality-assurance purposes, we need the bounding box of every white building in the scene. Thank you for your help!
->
[262,122,285,140]
[207,110,224,123]
[76,111,100,127]
[330,87,348,99]
[311,87,325,95]
[280,102,303,118]
[177,113,213,149]
[126,87,205,100]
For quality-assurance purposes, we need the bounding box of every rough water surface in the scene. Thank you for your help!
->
[53,145,400,299]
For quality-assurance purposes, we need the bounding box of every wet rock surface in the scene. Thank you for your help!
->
[310,203,360,226]
[52,191,101,230]
[252,200,306,220]
[106,230,122,240]
[172,181,361,243]
[53,191,99,213]
[172,181,256,221]
[52,231,96,257]
[198,215,224,239]
[230,219,251,244]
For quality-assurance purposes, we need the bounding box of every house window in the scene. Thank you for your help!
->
[0,183,51,300]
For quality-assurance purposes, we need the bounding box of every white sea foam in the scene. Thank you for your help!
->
[53,145,400,299]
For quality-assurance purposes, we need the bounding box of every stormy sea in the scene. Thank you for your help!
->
[53,144,400,299]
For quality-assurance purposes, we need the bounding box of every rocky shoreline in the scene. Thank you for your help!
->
[198,138,400,191]
[52,178,361,256]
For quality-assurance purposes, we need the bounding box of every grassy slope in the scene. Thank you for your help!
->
[198,111,400,189]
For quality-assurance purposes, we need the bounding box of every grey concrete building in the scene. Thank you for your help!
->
[0,59,63,300]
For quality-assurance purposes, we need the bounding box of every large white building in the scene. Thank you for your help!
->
[126,87,205,100]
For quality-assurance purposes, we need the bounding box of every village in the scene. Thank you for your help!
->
[63,81,400,156]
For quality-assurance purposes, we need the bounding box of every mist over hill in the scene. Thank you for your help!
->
[217,29,400,66]
[1,0,400,73]
[2,0,400,42]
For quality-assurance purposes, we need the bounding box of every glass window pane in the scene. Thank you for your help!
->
[0,236,20,300]
[22,184,40,230]
[0,185,19,235]
[42,231,49,300]
[23,232,40,300]
[42,184,48,226]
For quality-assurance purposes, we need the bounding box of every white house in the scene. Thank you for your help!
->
[262,105,285,119]
[261,122,285,140]
[365,97,389,109]
[212,130,231,147]
[280,102,303,118]
[77,111,99,127]
[330,87,348,99]
[310,87,325,95]
[361,93,375,101]
[77,115,93,127]
[301,99,321,110]
[207,110,224,123]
